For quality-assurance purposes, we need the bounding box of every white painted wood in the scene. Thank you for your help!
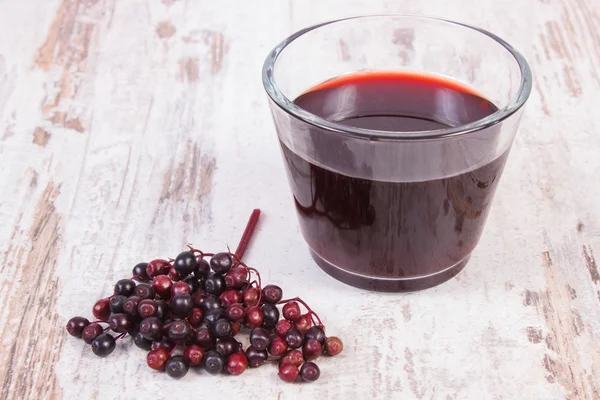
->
[0,0,598,399]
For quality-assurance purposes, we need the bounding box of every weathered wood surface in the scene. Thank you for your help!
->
[0,0,598,399]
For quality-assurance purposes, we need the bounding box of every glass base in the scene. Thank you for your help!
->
[309,249,469,292]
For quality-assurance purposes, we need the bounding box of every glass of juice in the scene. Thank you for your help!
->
[262,15,532,291]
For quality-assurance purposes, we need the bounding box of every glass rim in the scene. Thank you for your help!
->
[262,14,533,140]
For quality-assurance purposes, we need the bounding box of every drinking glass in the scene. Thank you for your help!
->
[262,15,532,291]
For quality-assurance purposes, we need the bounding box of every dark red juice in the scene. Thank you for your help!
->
[280,72,508,290]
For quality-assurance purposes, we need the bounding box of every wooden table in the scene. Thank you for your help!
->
[1,0,599,399]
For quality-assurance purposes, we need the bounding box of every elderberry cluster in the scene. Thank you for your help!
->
[66,249,343,382]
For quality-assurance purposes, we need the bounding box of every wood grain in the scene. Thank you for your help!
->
[0,0,598,399]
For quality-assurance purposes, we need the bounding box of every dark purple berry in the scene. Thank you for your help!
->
[249,327,271,350]
[140,317,163,341]
[300,361,320,382]
[204,350,225,375]
[246,346,268,367]
[204,273,226,296]
[166,355,189,379]
[123,296,141,317]
[91,333,116,357]
[108,313,132,333]
[210,252,233,274]
[154,300,168,320]
[213,318,233,338]
[199,295,222,311]
[195,327,216,350]
[82,323,103,344]
[302,338,323,361]
[194,257,210,279]
[134,331,152,350]
[66,317,90,338]
[114,279,136,296]
[168,320,192,342]
[174,251,197,278]
[305,326,326,345]
[262,284,283,304]
[109,295,128,313]
[171,293,193,318]
[216,337,240,356]
[204,308,225,328]
[134,283,155,299]
[261,303,279,328]
[285,327,304,349]
[151,337,175,352]
[132,262,150,282]
[183,275,199,293]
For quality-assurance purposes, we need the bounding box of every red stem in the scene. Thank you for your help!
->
[234,209,261,260]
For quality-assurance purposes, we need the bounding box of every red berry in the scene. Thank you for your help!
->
[268,337,288,357]
[225,267,248,289]
[188,308,204,328]
[227,352,248,375]
[231,321,241,336]
[92,299,111,321]
[147,348,170,371]
[302,338,323,361]
[226,303,245,322]
[295,313,312,333]
[325,336,343,356]
[278,363,299,383]
[245,306,263,328]
[183,344,205,367]
[280,349,304,367]
[152,275,173,298]
[220,289,242,307]
[172,281,191,296]
[282,301,301,321]
[243,287,260,306]
[146,259,170,278]
[168,267,181,282]
[275,319,293,338]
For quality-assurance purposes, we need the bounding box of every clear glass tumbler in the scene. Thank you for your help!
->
[262,15,532,291]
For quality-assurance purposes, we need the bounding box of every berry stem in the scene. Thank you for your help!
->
[234,209,261,260]
[115,333,127,340]
[279,297,324,327]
